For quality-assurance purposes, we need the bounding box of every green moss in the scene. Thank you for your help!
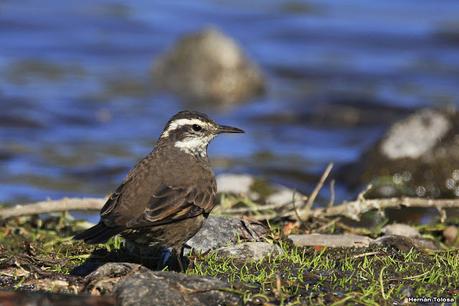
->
[188,242,459,305]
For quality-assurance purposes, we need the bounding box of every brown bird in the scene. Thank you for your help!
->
[74,111,244,270]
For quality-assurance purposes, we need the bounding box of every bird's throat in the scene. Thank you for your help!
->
[174,137,210,158]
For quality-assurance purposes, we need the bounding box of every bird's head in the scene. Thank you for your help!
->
[158,111,244,158]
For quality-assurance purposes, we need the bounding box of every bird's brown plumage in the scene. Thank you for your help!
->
[102,146,215,229]
[73,111,242,269]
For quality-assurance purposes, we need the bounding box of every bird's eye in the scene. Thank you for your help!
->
[192,124,202,132]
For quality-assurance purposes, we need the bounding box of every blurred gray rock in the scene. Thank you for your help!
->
[152,28,265,105]
[347,107,459,198]
[85,263,150,295]
[0,290,115,306]
[85,263,242,306]
[185,216,267,255]
[216,173,305,206]
[215,242,282,261]
[216,174,254,194]
[382,223,420,238]
[266,186,304,207]
[115,270,242,306]
[381,109,450,159]
[289,234,373,248]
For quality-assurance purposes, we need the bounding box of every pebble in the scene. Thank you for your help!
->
[288,234,373,248]
[382,223,420,238]
[215,242,283,261]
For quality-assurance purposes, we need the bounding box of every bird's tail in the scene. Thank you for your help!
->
[73,222,122,244]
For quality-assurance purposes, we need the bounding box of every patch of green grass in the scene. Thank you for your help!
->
[0,214,457,305]
[188,242,459,305]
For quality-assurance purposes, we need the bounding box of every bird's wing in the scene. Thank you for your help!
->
[126,182,216,228]
[100,178,131,217]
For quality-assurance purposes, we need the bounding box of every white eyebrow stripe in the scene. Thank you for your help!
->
[161,118,211,138]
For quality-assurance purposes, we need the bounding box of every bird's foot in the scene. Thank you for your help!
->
[159,247,173,269]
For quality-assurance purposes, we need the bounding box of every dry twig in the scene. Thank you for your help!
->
[1,192,459,223]
[300,163,333,219]
[221,199,300,215]
[0,198,106,219]
[327,179,335,208]
[296,197,459,221]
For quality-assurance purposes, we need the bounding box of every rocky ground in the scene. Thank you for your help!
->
[0,196,457,305]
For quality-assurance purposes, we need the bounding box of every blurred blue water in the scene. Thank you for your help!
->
[1,0,459,205]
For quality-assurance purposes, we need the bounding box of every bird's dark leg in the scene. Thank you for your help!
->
[175,247,184,272]
[160,247,173,270]
[159,247,184,271]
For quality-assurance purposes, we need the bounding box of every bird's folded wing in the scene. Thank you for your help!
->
[100,179,130,217]
[126,184,216,228]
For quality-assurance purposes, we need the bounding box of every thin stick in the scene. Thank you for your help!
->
[290,191,304,223]
[222,199,303,215]
[304,163,333,211]
[316,217,340,233]
[357,184,373,201]
[327,179,335,208]
[379,266,387,300]
[402,271,430,280]
[298,197,459,221]
[436,206,447,223]
[352,251,381,259]
[0,197,106,219]
[2,195,459,222]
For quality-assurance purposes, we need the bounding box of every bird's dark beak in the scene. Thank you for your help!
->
[217,125,245,134]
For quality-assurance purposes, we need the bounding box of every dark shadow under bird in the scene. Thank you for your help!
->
[74,110,244,270]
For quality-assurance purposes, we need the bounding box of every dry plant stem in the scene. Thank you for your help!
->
[335,221,371,235]
[0,197,106,219]
[436,207,447,223]
[352,251,381,259]
[2,196,459,221]
[222,199,303,214]
[301,163,333,219]
[298,197,459,221]
[357,184,373,201]
[327,179,335,209]
[290,191,304,222]
[316,217,340,233]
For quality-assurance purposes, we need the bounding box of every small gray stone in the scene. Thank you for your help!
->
[185,216,267,255]
[266,187,305,206]
[216,174,254,194]
[114,270,242,306]
[400,286,415,298]
[216,174,305,207]
[215,242,283,261]
[382,223,420,238]
[289,234,373,248]
[123,216,267,260]
[84,263,150,295]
